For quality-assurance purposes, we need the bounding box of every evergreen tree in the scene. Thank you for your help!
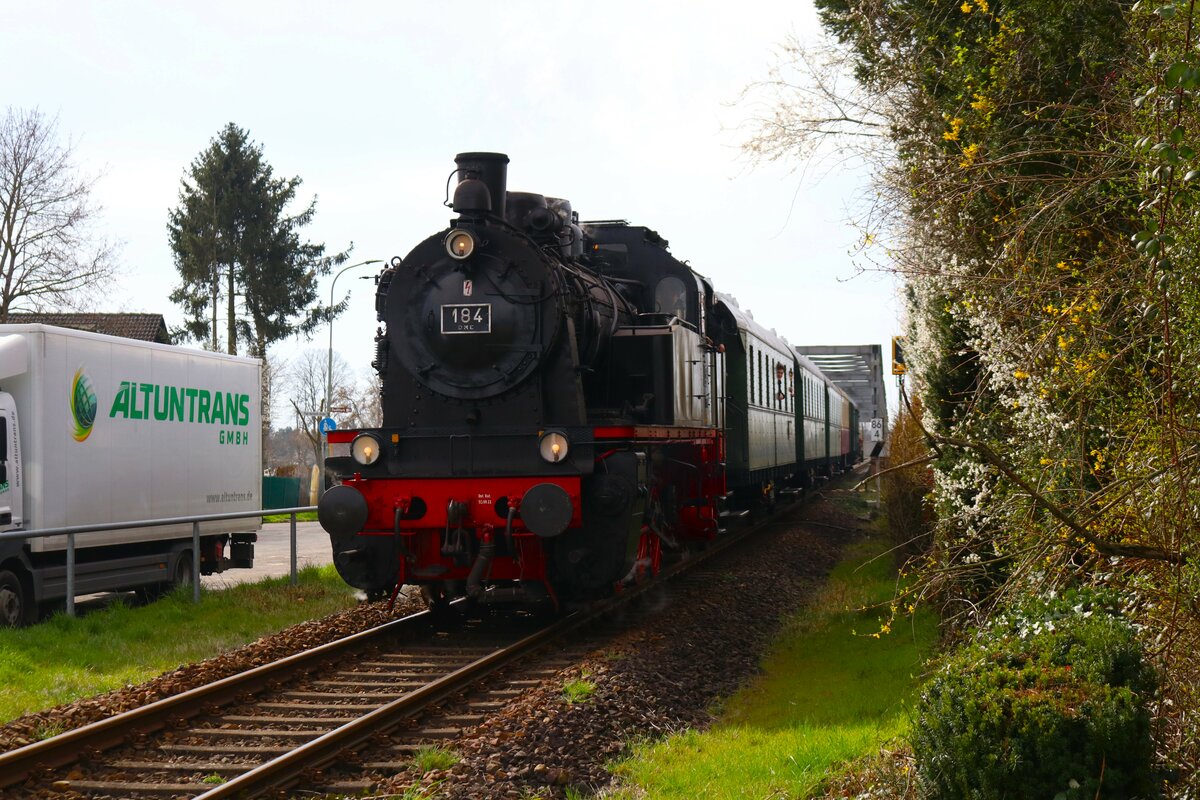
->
[167,123,349,357]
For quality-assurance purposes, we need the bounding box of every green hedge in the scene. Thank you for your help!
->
[913,589,1158,799]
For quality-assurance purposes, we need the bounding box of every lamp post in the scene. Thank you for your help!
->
[321,258,382,496]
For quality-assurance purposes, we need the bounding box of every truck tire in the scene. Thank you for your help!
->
[135,552,196,604]
[172,552,195,590]
[0,569,36,627]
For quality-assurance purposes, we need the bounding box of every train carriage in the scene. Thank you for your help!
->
[830,381,859,470]
[794,353,828,484]
[794,354,859,483]
[709,294,798,507]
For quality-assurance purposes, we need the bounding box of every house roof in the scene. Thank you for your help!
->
[3,313,172,344]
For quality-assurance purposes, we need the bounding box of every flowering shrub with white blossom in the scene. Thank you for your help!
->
[746,0,1200,790]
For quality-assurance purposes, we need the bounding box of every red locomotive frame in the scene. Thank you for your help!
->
[328,425,725,604]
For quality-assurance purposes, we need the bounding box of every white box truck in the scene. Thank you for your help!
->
[0,324,262,625]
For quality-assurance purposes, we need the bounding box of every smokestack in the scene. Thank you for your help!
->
[454,152,509,220]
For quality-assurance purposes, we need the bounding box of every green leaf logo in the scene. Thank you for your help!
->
[71,369,98,442]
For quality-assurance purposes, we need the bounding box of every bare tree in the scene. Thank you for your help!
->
[343,372,381,429]
[259,352,287,472]
[266,426,308,473]
[736,35,890,169]
[0,107,117,319]
[285,348,358,470]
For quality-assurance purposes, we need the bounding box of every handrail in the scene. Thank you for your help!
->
[0,505,315,542]
[0,506,318,616]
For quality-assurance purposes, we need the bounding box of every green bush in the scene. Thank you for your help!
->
[913,589,1158,799]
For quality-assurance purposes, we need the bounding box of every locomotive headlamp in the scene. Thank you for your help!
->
[538,431,570,463]
[351,433,383,466]
[445,229,477,260]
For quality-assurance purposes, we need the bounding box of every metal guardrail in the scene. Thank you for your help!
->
[0,506,319,616]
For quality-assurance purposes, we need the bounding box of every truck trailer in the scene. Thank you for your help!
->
[0,324,262,625]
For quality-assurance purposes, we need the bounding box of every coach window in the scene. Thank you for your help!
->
[758,355,768,410]
[759,352,764,407]
[744,347,753,407]
[757,350,763,407]
[761,353,766,407]
[771,360,776,409]
[754,351,759,406]
[757,351,763,406]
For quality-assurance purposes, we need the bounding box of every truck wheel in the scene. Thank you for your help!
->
[0,570,36,627]
[137,553,196,604]
[172,553,195,590]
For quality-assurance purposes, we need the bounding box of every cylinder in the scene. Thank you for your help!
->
[455,152,509,220]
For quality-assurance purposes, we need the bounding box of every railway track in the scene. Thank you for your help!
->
[0,500,796,799]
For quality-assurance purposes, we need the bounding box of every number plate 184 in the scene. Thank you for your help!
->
[441,304,491,334]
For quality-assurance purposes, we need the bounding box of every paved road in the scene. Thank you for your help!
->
[200,520,333,589]
[68,521,335,614]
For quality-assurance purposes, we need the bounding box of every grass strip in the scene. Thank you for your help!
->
[611,534,936,799]
[0,565,358,724]
[262,510,319,523]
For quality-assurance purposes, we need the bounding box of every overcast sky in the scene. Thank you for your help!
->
[5,0,899,423]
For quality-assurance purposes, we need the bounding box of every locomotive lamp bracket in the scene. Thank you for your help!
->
[445,228,479,260]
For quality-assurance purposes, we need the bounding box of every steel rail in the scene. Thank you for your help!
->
[0,606,436,788]
[196,503,793,798]
[195,609,590,798]
[0,498,801,797]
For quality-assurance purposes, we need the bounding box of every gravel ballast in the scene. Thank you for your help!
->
[384,487,865,798]
[0,478,870,799]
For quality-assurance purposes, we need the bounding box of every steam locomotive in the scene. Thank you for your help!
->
[318,153,859,608]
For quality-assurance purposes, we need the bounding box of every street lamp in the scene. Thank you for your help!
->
[321,258,383,495]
